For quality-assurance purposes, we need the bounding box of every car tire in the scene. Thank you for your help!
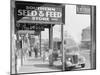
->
[81,64,85,68]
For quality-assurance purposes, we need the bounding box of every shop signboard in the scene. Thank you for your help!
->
[76,5,91,15]
[15,1,65,24]
[16,23,45,31]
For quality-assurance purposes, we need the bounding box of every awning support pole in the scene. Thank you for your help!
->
[39,31,41,56]
[48,24,53,66]
[49,25,53,49]
[61,24,65,71]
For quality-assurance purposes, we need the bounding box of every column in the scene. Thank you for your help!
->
[49,25,53,49]
[39,31,41,56]
[61,24,65,71]
[21,39,23,66]
[48,24,53,66]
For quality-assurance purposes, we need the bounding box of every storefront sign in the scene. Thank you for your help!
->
[76,5,91,15]
[16,23,45,31]
[15,1,65,24]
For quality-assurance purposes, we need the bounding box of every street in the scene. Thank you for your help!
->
[17,49,91,73]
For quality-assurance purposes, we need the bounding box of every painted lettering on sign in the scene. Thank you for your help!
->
[15,2,65,24]
[17,7,62,21]
[76,5,91,15]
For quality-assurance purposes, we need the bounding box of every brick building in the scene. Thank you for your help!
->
[81,26,91,49]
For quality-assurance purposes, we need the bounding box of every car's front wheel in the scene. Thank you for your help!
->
[81,64,85,68]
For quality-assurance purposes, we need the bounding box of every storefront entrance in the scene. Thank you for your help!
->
[11,1,65,74]
[11,0,96,75]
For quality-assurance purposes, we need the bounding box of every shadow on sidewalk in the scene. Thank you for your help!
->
[34,63,62,70]
[27,57,43,61]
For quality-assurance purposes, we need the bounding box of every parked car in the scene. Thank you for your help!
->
[49,41,86,70]
[64,52,85,70]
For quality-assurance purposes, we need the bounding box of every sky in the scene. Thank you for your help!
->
[41,5,90,44]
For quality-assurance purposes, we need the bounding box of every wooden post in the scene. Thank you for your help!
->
[21,39,23,66]
[49,24,53,65]
[39,31,41,56]
[15,47,17,74]
[49,25,53,49]
[61,24,65,71]
[49,27,50,49]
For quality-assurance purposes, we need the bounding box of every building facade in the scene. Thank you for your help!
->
[81,26,91,49]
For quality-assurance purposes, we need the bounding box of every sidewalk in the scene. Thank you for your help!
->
[18,56,61,73]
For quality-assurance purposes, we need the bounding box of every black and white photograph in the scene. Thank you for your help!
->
[10,0,96,75]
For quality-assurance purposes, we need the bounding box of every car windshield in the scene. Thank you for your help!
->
[64,45,80,54]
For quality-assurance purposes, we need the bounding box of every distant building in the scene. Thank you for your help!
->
[81,26,91,49]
